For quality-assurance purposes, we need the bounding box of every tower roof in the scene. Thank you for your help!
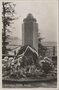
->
[23,13,36,22]
[27,13,34,19]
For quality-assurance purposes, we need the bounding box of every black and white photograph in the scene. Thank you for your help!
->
[1,0,57,88]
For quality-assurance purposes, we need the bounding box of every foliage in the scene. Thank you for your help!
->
[2,2,16,54]
[2,55,55,79]
[40,57,54,74]
[38,33,47,57]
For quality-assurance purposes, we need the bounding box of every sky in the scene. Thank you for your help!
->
[10,0,57,42]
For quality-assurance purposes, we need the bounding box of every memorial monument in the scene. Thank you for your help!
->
[22,13,38,52]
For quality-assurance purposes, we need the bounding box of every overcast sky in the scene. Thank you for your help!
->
[11,0,57,42]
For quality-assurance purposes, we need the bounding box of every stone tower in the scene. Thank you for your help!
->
[22,13,38,52]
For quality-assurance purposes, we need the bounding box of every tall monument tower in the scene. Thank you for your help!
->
[22,13,38,52]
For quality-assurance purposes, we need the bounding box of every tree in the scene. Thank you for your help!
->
[38,33,47,57]
[2,2,16,54]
